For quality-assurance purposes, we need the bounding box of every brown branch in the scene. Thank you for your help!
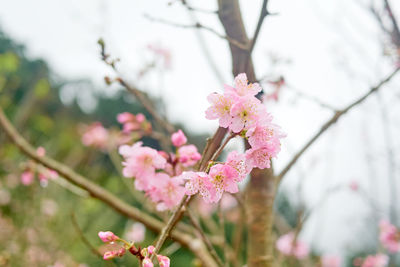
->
[277,67,400,182]
[384,0,400,48]
[0,107,217,267]
[144,14,249,50]
[244,0,270,71]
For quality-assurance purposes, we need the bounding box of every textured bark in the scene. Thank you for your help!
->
[246,168,276,267]
[217,1,277,266]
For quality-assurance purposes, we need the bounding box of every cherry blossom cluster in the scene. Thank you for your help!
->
[117,112,152,135]
[184,73,285,203]
[353,253,389,267]
[98,231,169,266]
[81,122,109,149]
[119,129,200,210]
[205,73,285,169]
[20,147,58,186]
[275,232,309,259]
[81,113,154,151]
[379,219,400,253]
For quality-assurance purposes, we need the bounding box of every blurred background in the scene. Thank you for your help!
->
[0,0,400,266]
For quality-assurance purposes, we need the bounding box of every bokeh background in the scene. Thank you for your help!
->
[0,0,400,266]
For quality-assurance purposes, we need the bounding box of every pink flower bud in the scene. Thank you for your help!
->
[123,122,141,132]
[98,231,119,243]
[21,171,34,186]
[117,112,135,124]
[103,251,117,260]
[157,255,170,267]
[136,113,146,123]
[117,248,126,257]
[349,181,359,191]
[147,245,155,255]
[171,130,187,147]
[36,146,46,157]
[143,258,153,267]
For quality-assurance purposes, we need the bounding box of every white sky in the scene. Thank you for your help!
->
[1,0,400,260]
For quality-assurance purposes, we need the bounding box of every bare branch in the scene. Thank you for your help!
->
[144,14,249,50]
[384,0,400,48]
[277,67,400,182]
[248,0,270,55]
[179,0,218,14]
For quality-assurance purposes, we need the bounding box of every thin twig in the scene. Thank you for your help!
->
[144,14,248,50]
[187,208,224,267]
[179,0,218,14]
[244,0,270,71]
[248,0,269,55]
[277,67,400,182]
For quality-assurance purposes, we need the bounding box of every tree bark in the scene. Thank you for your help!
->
[217,1,277,266]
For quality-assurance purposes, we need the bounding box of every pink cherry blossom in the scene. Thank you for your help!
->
[143,257,154,267]
[184,171,218,203]
[81,122,109,149]
[226,151,251,182]
[349,181,359,191]
[246,120,284,151]
[245,147,274,169]
[125,222,146,243]
[361,254,389,267]
[157,255,170,267]
[21,170,34,186]
[98,231,119,243]
[136,113,146,123]
[103,251,118,260]
[147,245,155,255]
[229,96,261,133]
[119,142,166,189]
[36,146,46,157]
[117,112,135,124]
[146,173,185,211]
[276,232,309,259]
[208,164,239,202]
[38,169,58,182]
[147,43,172,69]
[230,73,262,97]
[177,145,201,167]
[205,92,235,128]
[171,129,187,147]
[379,219,400,253]
[322,255,341,267]
[103,248,125,260]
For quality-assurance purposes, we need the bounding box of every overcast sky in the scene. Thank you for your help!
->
[1,0,400,260]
